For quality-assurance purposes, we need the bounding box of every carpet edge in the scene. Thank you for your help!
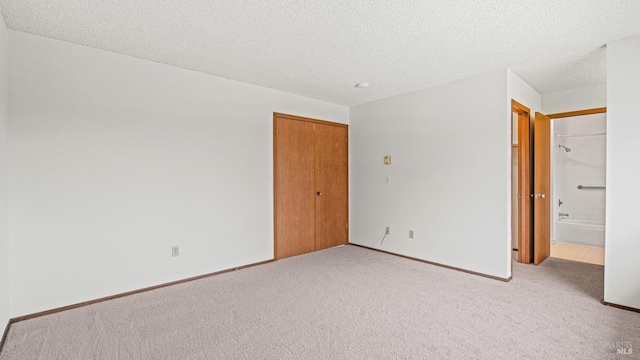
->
[603,301,640,313]
[349,243,512,282]
[10,258,275,324]
[0,319,10,355]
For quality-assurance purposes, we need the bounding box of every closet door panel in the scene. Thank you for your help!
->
[274,117,316,259]
[315,124,348,251]
[533,112,551,265]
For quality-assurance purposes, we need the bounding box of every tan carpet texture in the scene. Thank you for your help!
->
[1,245,638,359]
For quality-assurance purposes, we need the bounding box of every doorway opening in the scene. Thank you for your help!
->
[548,108,606,266]
[514,107,606,267]
[511,100,532,264]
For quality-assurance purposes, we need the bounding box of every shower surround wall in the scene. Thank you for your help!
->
[553,114,606,225]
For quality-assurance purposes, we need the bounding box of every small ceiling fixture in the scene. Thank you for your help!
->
[354,82,369,88]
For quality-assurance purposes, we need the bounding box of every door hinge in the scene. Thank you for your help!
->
[276,129,279,136]
[346,222,349,229]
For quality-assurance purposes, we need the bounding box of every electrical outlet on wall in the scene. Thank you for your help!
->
[409,230,415,239]
[385,226,390,235]
[172,246,180,257]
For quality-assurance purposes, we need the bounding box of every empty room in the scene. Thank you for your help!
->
[0,1,639,359]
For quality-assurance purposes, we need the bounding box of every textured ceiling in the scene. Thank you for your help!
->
[0,1,638,106]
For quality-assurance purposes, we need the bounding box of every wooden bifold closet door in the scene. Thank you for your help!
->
[274,113,348,260]
[533,112,551,265]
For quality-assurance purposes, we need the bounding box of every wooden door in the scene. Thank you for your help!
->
[315,124,349,250]
[274,114,349,259]
[274,117,316,259]
[533,112,551,265]
[513,101,532,264]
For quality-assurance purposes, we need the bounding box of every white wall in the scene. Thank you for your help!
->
[604,35,640,310]
[8,31,348,317]
[511,146,518,249]
[350,70,511,279]
[542,84,607,114]
[0,15,9,327]
[508,70,542,117]
[511,113,518,249]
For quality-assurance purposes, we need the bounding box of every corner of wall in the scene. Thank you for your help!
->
[604,35,640,310]
[506,70,542,113]
[350,69,511,280]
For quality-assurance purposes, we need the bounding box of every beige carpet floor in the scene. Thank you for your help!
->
[1,245,638,360]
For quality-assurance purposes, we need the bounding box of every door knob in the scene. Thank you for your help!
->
[316,191,322,196]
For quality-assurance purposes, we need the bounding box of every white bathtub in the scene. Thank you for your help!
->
[555,219,605,248]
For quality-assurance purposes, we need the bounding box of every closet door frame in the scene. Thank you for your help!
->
[273,113,349,260]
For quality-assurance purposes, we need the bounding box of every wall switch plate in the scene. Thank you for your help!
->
[385,227,390,235]
[385,176,391,184]
[409,230,414,239]
[172,246,180,257]
[384,155,392,165]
